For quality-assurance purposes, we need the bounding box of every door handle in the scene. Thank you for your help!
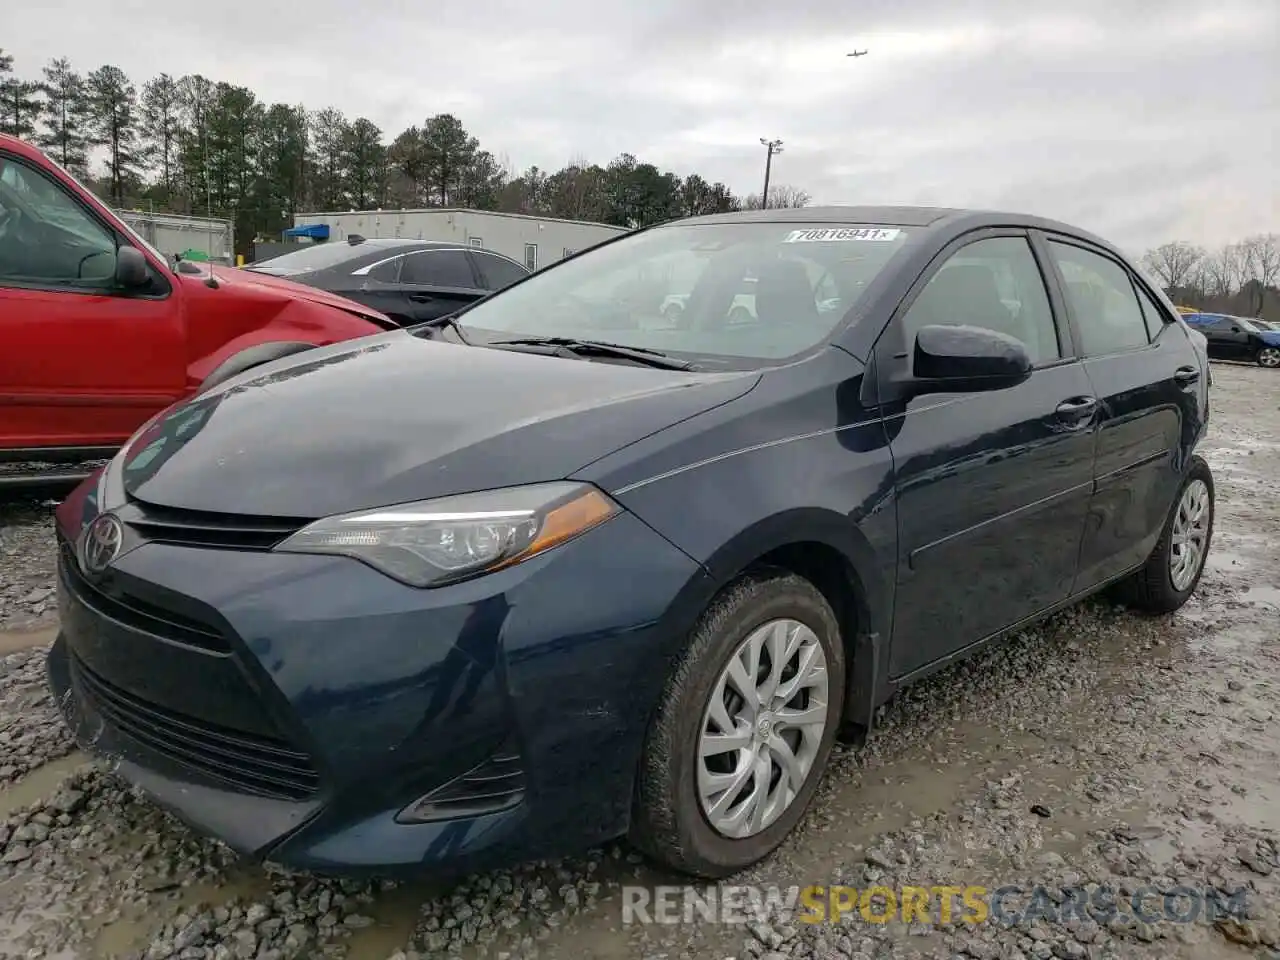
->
[408,293,435,303]
[1174,365,1200,384]
[1055,396,1098,421]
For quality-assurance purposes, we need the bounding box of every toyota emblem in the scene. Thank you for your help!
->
[79,513,124,577]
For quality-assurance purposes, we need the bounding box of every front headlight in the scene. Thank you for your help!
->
[273,481,620,587]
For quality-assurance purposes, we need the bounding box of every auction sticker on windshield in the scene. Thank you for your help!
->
[783,227,901,243]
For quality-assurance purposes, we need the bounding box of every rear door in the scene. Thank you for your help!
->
[878,230,1098,678]
[0,150,184,453]
[397,249,486,321]
[343,254,410,320]
[1040,234,1197,590]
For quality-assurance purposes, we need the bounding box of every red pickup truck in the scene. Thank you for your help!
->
[0,134,396,489]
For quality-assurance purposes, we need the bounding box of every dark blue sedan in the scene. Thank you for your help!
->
[47,206,1215,880]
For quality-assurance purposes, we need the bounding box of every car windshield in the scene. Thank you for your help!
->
[246,240,369,275]
[455,221,912,368]
[1234,317,1260,333]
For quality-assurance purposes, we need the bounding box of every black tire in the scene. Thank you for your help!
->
[1112,455,1215,614]
[1256,346,1280,369]
[629,570,845,878]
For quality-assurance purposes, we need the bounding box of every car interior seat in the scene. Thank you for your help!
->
[908,264,1026,351]
[753,259,820,326]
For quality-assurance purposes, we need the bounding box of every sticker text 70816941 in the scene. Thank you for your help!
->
[782,227,901,243]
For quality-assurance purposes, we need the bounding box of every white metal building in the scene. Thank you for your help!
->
[117,210,234,264]
[290,209,628,271]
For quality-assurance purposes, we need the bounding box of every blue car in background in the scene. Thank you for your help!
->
[48,206,1214,881]
[1183,312,1280,368]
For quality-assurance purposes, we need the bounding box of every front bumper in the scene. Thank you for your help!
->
[47,503,706,877]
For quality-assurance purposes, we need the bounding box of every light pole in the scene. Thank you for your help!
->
[760,138,783,209]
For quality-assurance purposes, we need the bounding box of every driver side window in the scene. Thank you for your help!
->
[900,236,1062,365]
[0,156,117,289]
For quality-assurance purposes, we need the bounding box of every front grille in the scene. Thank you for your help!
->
[71,654,320,801]
[60,542,230,654]
[398,747,526,822]
[122,497,306,551]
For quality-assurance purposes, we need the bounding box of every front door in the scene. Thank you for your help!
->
[0,151,184,452]
[1042,236,1195,589]
[877,231,1098,679]
[1192,316,1250,360]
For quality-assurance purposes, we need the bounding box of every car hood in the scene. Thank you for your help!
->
[117,334,760,518]
[207,264,398,329]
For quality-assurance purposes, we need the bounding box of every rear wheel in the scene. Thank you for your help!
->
[629,571,845,877]
[1257,346,1280,368]
[1113,455,1214,613]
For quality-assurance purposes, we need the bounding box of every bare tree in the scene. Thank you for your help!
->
[1201,244,1247,300]
[1238,234,1280,315]
[1141,241,1204,292]
[741,184,811,209]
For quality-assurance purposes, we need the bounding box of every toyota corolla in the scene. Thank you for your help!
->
[48,206,1214,879]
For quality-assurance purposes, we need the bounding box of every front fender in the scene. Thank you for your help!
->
[184,299,387,389]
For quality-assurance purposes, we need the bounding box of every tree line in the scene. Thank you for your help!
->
[0,51,810,254]
[1143,236,1280,320]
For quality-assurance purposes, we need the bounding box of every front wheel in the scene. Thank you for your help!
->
[1257,346,1280,368]
[1113,455,1214,613]
[629,571,845,878]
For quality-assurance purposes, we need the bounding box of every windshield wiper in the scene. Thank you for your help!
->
[412,313,470,343]
[486,337,694,370]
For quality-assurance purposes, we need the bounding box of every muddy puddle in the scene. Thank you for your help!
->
[0,753,88,821]
[0,626,56,658]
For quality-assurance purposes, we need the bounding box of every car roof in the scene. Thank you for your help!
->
[343,239,462,252]
[663,205,965,227]
[658,205,1123,254]
[0,133,43,161]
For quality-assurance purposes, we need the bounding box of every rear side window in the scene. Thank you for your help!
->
[473,253,528,290]
[365,258,400,282]
[400,250,476,287]
[1048,241,1150,356]
[1134,284,1171,341]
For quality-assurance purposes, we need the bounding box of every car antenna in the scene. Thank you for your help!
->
[204,264,219,289]
[348,234,366,245]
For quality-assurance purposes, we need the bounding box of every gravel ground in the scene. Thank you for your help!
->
[0,362,1277,960]
[0,497,58,633]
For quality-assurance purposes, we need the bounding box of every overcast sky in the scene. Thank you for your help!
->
[5,0,1277,253]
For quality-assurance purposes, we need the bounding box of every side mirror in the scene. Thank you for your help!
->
[1230,325,1240,333]
[115,246,149,289]
[909,324,1033,395]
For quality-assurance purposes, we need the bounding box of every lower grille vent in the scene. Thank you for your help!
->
[398,747,525,822]
[71,654,320,801]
